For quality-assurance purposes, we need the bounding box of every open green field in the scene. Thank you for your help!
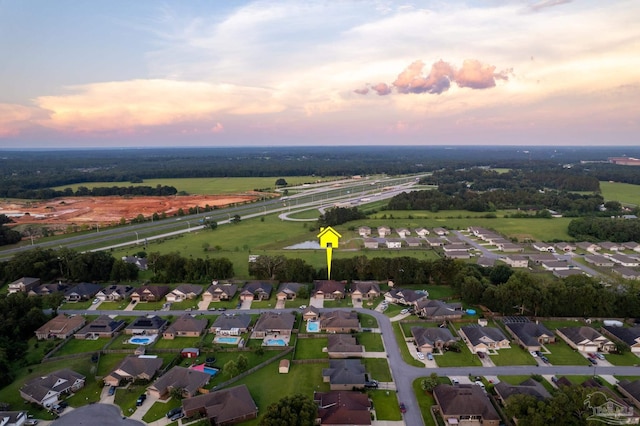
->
[490,347,537,366]
[600,181,640,206]
[51,176,337,195]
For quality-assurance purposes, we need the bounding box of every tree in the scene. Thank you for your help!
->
[237,354,248,372]
[420,373,440,393]
[231,214,241,224]
[259,394,318,426]
[223,360,238,378]
[206,220,218,230]
[275,178,288,187]
[249,255,286,280]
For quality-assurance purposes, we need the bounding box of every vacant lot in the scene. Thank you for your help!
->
[600,181,640,206]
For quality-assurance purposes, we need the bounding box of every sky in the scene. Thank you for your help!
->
[0,0,638,148]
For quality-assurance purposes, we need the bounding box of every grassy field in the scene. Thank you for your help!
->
[544,340,590,366]
[294,337,326,359]
[51,176,336,195]
[600,181,640,206]
[392,322,424,367]
[605,351,640,366]
[357,332,384,352]
[368,389,403,421]
[363,358,392,382]
[55,337,109,356]
[490,347,537,366]
[412,378,438,426]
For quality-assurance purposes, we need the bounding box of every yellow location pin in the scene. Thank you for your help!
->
[317,226,342,280]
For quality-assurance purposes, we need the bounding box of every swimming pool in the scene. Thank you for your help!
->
[264,338,287,346]
[191,364,220,376]
[306,320,320,333]
[128,335,156,345]
[214,336,241,345]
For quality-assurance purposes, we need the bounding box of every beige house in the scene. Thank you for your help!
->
[459,326,510,353]
[434,384,500,426]
[148,366,210,399]
[351,281,380,301]
[35,314,86,340]
[202,283,238,302]
[163,315,207,339]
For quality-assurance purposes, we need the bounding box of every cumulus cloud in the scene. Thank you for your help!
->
[359,58,511,96]
[353,87,369,95]
[0,103,43,137]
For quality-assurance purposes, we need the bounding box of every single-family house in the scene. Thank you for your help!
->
[8,277,40,294]
[64,282,103,302]
[320,310,360,333]
[385,238,402,249]
[202,283,238,302]
[528,253,558,264]
[351,281,380,301]
[415,299,463,320]
[608,253,640,267]
[532,242,555,252]
[459,326,510,353]
[425,237,444,247]
[541,260,573,271]
[313,280,346,300]
[404,237,422,247]
[327,334,364,358]
[602,326,640,354]
[497,242,524,253]
[477,256,496,268]
[494,378,551,405]
[0,411,27,426]
[556,326,615,353]
[623,242,640,252]
[433,384,500,426]
[124,315,168,335]
[251,312,295,338]
[28,282,68,297]
[163,314,207,339]
[166,284,203,302]
[600,242,621,251]
[182,385,258,426]
[411,327,458,353]
[415,227,430,237]
[584,255,615,267]
[147,366,210,399]
[357,226,371,237]
[503,255,528,268]
[240,282,273,301]
[276,282,306,301]
[577,242,600,252]
[442,243,468,252]
[555,242,577,252]
[314,391,371,426]
[122,255,148,270]
[385,288,428,307]
[618,380,640,410]
[130,285,170,303]
[302,306,320,322]
[613,267,640,280]
[35,314,86,340]
[103,356,163,387]
[95,284,134,301]
[322,360,366,390]
[20,369,85,407]
[396,227,410,238]
[581,378,639,423]
[363,238,379,249]
[504,322,555,351]
[376,226,391,237]
[433,227,449,236]
[74,315,126,339]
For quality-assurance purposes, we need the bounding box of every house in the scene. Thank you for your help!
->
[433,227,449,236]
[541,260,573,271]
[322,359,367,390]
[528,253,559,264]
[532,242,555,252]
[314,391,371,426]
[494,378,551,404]
[28,282,68,297]
[405,237,423,247]
[600,242,621,251]
[581,378,639,424]
[320,310,360,333]
[577,242,600,252]
[130,285,170,303]
[554,269,586,279]
[20,369,85,407]
[623,242,640,252]
[74,315,126,339]
[103,356,163,386]
[445,250,470,260]
[613,267,640,280]
[251,311,295,338]
[555,242,577,252]
[433,384,500,426]
[327,334,364,358]
[239,282,273,301]
[497,242,524,252]
[385,288,428,307]
[556,326,615,353]
[64,282,103,302]
[35,314,86,340]
[584,255,615,267]
[351,281,380,301]
[415,227,430,237]
[415,299,463,320]
[313,280,346,300]
[357,226,371,237]
[385,238,402,249]
[0,411,27,426]
[618,380,640,410]
[147,366,210,399]
[122,255,148,270]
[202,283,238,302]
[363,238,379,249]
[503,255,528,268]
[95,284,134,301]
[182,385,258,425]
[602,326,640,354]
[442,243,468,252]
[163,314,207,339]
[608,253,640,267]
[504,321,555,351]
[477,256,496,267]
[411,327,458,353]
[7,277,40,294]
[210,314,252,336]
[425,237,444,247]
[276,282,306,301]
[166,284,203,302]
[396,227,411,237]
[124,315,168,335]
[459,326,510,353]
[376,226,391,237]
[302,306,320,321]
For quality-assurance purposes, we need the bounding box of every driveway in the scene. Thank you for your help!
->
[240,299,252,310]
[310,296,324,308]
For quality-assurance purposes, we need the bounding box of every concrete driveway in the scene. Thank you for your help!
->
[240,299,252,310]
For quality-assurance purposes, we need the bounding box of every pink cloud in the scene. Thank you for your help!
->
[371,83,391,96]
[354,87,369,95]
[455,59,497,89]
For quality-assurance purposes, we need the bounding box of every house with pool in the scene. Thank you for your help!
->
[125,315,168,335]
[210,314,252,336]
[251,311,295,344]
[319,310,361,333]
[148,366,210,399]
[162,314,207,339]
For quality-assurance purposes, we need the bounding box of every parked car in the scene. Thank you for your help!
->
[452,378,459,385]
[365,380,379,389]
[399,403,406,413]
[530,351,538,357]
[417,352,425,360]
[108,385,116,396]
[170,412,185,421]
[166,407,183,419]
[136,394,147,406]
[400,308,409,314]
[218,307,226,311]
[477,351,485,359]
[595,353,605,360]
[587,353,597,359]
[25,420,38,426]
[92,298,100,304]
[588,358,598,365]
[299,305,307,309]
[426,353,433,361]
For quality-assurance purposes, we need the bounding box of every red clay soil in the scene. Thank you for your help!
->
[1,194,261,225]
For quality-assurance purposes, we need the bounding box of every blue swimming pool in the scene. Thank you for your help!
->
[203,367,219,376]
[215,336,240,344]
[306,320,320,333]
[128,336,155,345]
[265,338,286,346]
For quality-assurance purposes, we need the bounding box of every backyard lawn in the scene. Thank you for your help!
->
[55,337,110,356]
[357,332,384,352]
[490,347,537,366]
[294,337,327,359]
[115,384,148,417]
[363,358,392,382]
[412,378,437,426]
[142,396,182,423]
[153,336,204,349]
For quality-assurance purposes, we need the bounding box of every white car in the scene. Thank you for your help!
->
[400,308,409,314]
[530,351,538,357]
[92,298,100,304]
[417,352,425,360]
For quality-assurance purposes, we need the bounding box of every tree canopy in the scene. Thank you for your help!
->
[259,394,318,426]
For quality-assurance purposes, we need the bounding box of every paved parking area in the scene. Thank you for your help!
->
[51,404,144,426]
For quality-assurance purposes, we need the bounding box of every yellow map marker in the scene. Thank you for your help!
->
[317,226,342,280]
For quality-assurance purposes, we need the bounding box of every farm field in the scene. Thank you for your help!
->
[600,181,640,206]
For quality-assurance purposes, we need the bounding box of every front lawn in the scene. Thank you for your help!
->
[412,378,437,426]
[392,322,424,367]
[544,340,590,366]
[368,389,402,421]
[357,332,384,352]
[294,337,327,359]
[605,351,640,366]
[358,313,378,328]
[363,358,392,382]
[134,301,165,310]
[490,347,537,366]
[114,384,147,417]
[59,300,92,310]
[142,397,182,423]
[98,301,130,310]
[324,298,355,308]
[436,345,482,368]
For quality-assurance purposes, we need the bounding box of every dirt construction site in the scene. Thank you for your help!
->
[0,194,261,226]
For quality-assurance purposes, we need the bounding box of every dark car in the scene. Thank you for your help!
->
[400,403,406,413]
[477,351,485,359]
[136,394,147,406]
[166,407,183,419]
[170,412,185,421]
[108,385,116,396]
[588,358,598,365]
[365,380,379,389]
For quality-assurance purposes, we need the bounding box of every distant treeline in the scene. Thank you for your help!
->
[0,184,178,200]
[568,216,640,242]
[0,215,21,246]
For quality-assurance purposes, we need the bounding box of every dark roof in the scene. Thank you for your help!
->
[411,327,457,347]
[253,311,295,332]
[351,281,380,294]
[505,322,554,346]
[460,326,508,346]
[618,379,640,401]
[327,334,363,354]
[603,326,640,346]
[387,288,427,303]
[416,299,462,318]
[313,280,347,294]
[164,314,207,334]
[241,281,273,295]
[64,282,103,298]
[557,326,606,345]
[149,366,210,396]
[315,391,371,425]
[322,360,366,386]
[205,283,238,297]
[276,282,305,295]
[211,314,252,331]
[434,384,500,421]
[20,369,85,403]
[494,378,551,402]
[182,385,258,424]
[320,310,360,330]
[125,315,168,332]
[132,285,170,299]
[172,284,203,296]
[76,315,126,335]
[109,356,163,379]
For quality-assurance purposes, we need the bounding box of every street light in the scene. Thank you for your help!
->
[135,231,139,244]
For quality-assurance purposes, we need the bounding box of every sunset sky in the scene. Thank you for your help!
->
[1,0,638,148]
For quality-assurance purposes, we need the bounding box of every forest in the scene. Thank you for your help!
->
[568,216,640,242]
